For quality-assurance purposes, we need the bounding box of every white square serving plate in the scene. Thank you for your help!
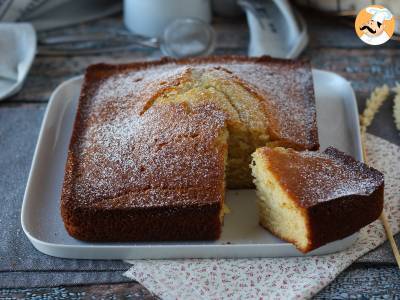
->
[21,69,362,259]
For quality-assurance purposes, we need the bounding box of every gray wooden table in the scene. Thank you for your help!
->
[0,10,399,299]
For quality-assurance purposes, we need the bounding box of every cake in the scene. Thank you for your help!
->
[251,146,384,253]
[61,56,319,242]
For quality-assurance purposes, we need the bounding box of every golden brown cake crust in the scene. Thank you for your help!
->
[259,146,384,208]
[61,55,319,242]
[256,146,384,252]
[84,56,319,150]
[62,100,228,241]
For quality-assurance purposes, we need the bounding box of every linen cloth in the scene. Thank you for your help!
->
[0,23,36,100]
[124,133,400,299]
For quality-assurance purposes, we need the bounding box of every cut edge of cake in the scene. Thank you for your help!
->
[251,146,384,253]
[61,55,320,242]
[251,148,310,251]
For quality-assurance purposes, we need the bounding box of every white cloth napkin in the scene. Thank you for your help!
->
[0,23,36,100]
[124,133,400,299]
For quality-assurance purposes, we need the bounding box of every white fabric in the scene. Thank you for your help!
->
[366,7,393,23]
[0,23,36,100]
[124,134,400,300]
[360,31,391,45]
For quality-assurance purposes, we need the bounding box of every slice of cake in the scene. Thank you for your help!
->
[61,56,319,242]
[251,146,384,253]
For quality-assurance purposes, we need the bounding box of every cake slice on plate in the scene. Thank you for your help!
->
[251,146,384,253]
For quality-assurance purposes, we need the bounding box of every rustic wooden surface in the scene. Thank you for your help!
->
[1,9,399,299]
[1,264,399,299]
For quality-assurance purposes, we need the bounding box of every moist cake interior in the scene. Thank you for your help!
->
[251,147,310,250]
[144,67,270,188]
[251,146,384,252]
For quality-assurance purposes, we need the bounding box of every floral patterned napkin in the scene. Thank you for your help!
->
[124,133,400,299]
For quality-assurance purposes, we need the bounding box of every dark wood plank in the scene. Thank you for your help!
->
[1,264,399,299]
[316,264,400,299]
[0,282,157,299]
[305,48,400,145]
[306,48,400,98]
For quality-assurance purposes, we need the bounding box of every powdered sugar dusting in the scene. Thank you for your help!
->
[66,65,229,208]
[227,62,317,147]
[264,147,384,207]
[64,58,318,208]
[176,60,317,148]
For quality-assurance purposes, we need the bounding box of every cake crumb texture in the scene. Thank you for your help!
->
[251,146,384,252]
[61,56,319,242]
